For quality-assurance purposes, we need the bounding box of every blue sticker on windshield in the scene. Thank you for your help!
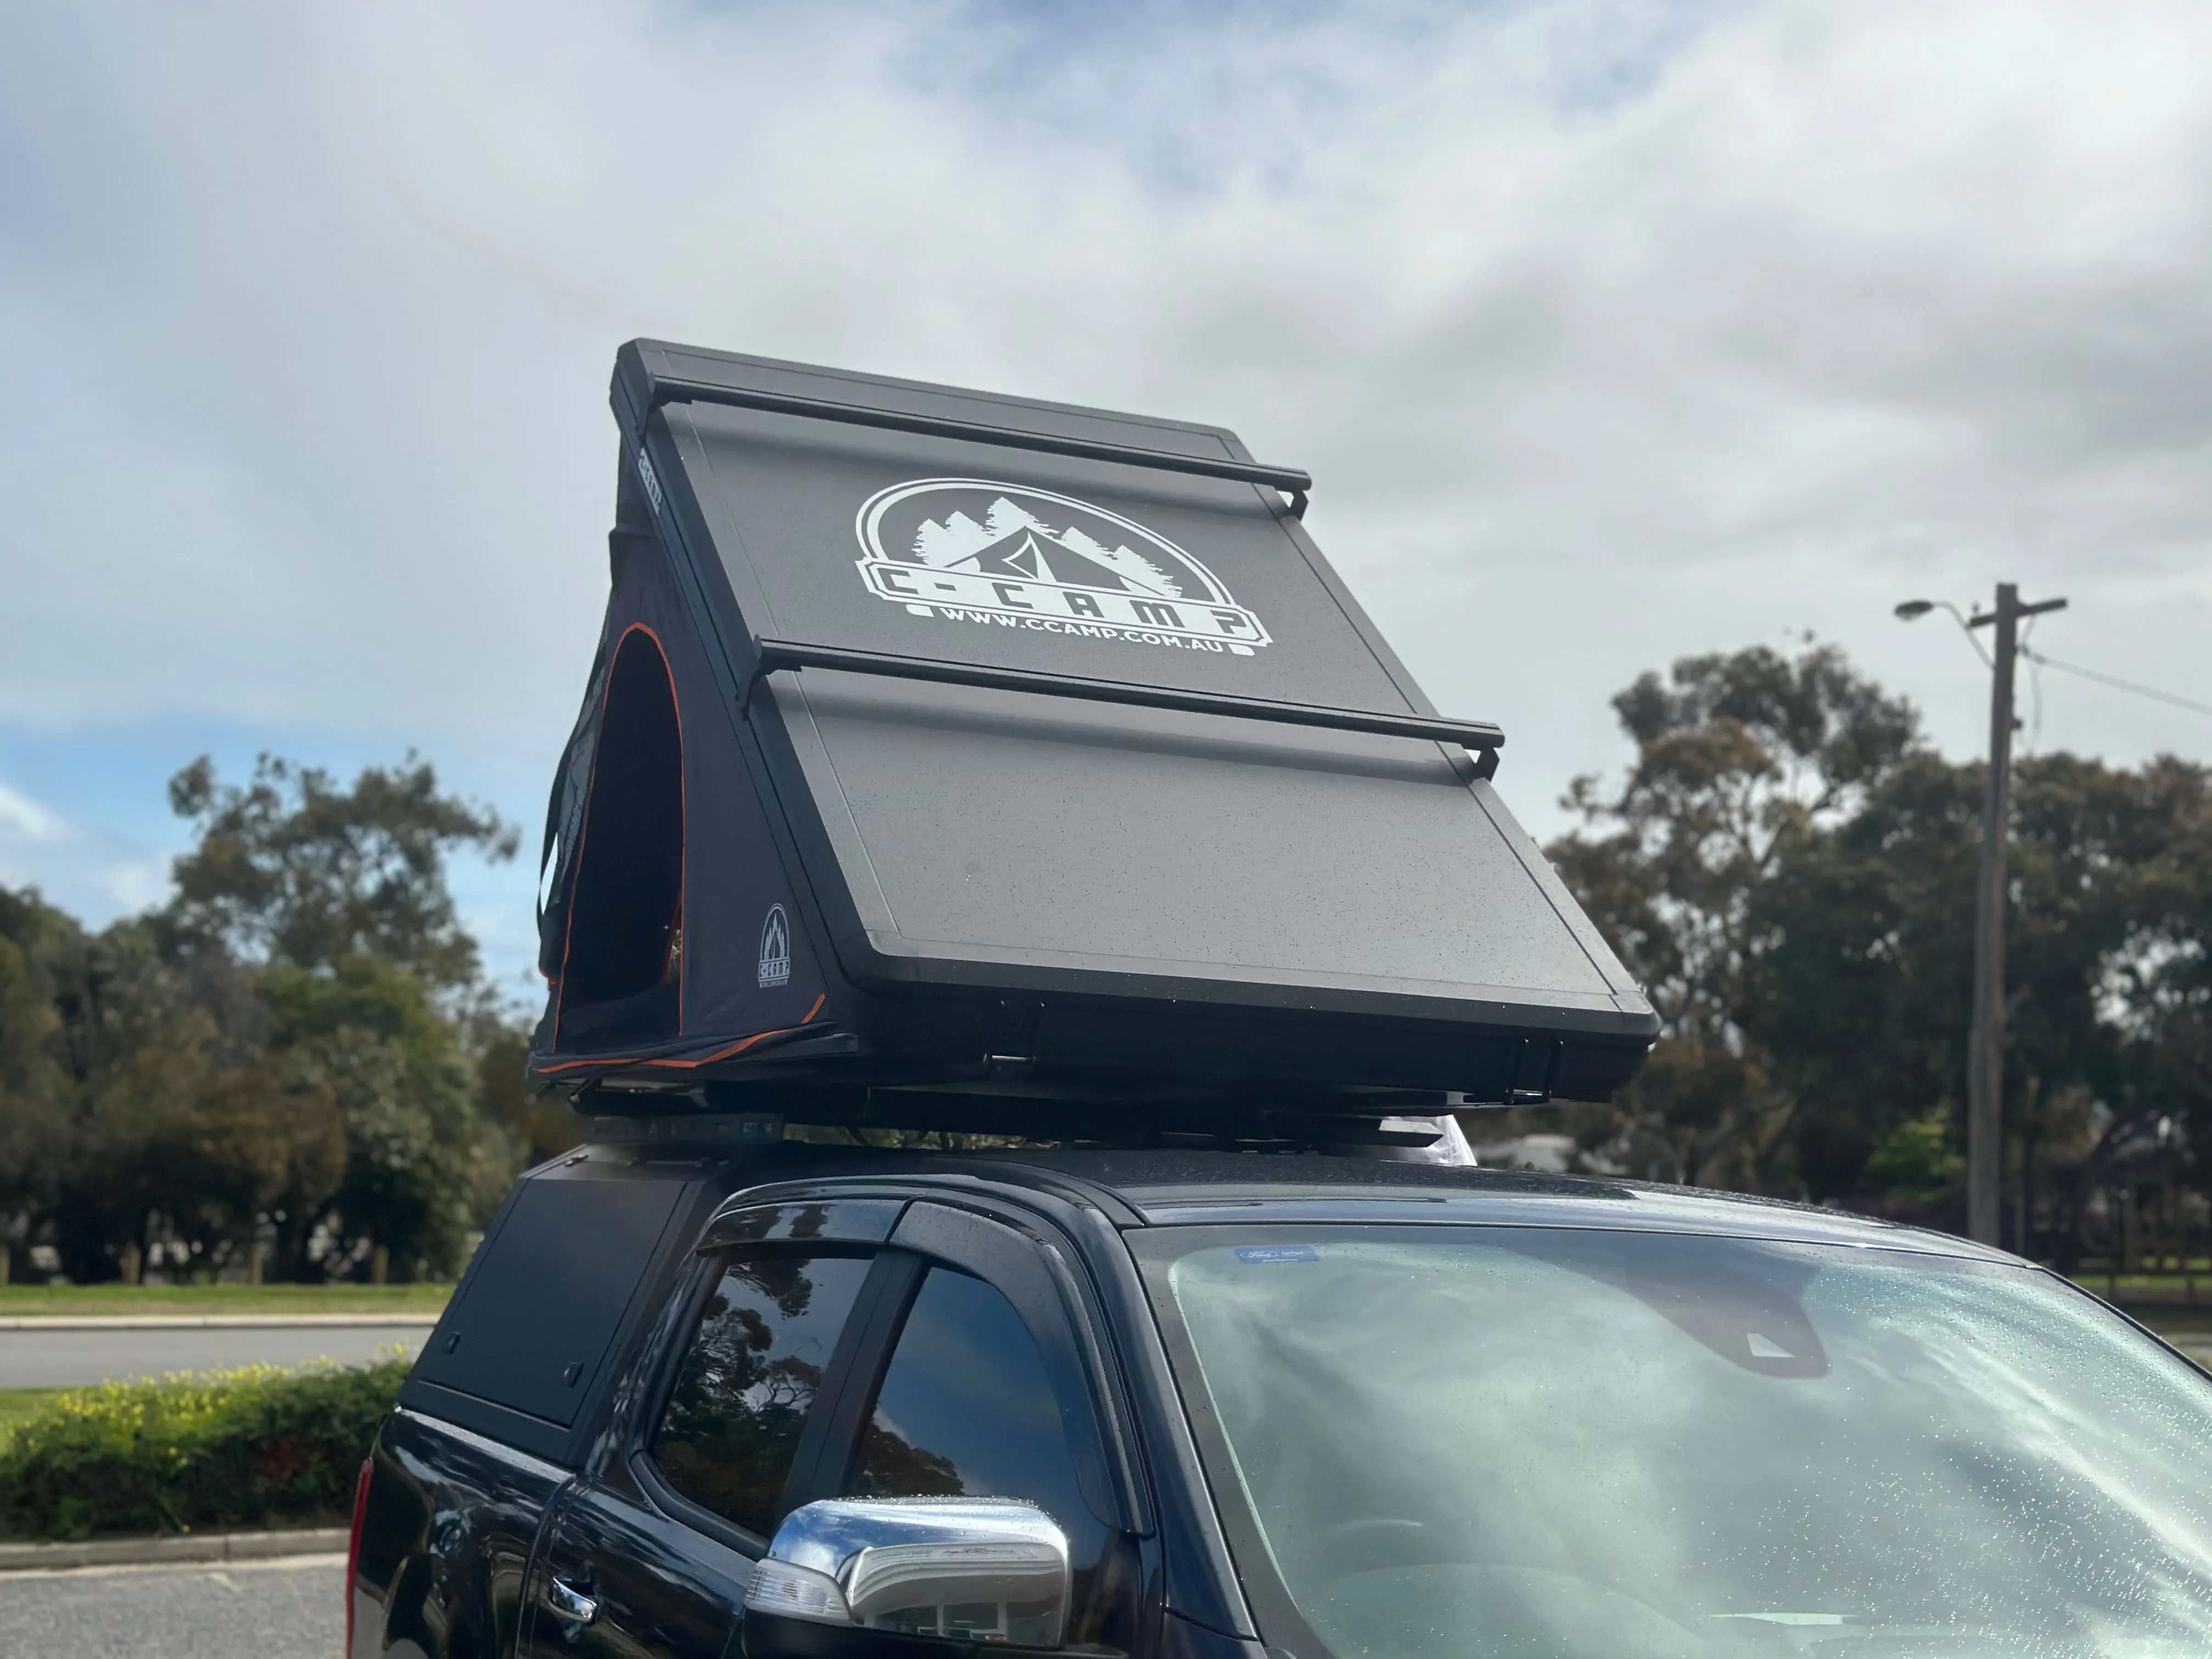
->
[1235,1246,1319,1264]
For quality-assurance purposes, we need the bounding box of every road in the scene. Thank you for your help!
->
[0,1324,428,1389]
[0,1552,341,1658]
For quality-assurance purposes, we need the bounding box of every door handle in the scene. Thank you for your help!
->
[547,1576,599,1627]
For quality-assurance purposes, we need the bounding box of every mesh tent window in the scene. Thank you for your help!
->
[556,625,685,1048]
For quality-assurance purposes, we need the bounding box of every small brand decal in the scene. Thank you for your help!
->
[757,904,791,988]
[637,447,664,512]
[854,479,1270,655]
[1234,1246,1319,1264]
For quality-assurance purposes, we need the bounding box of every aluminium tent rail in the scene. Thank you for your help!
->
[647,375,1315,516]
[747,639,1506,763]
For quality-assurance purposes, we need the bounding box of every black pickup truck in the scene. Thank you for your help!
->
[351,1137,2212,1659]
[348,344,2212,1658]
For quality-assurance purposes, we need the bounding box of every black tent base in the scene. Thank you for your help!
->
[558,1016,1645,1146]
[540,991,1650,1121]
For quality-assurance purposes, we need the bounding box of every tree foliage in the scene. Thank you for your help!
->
[167,753,517,994]
[1546,641,2212,1256]
[1547,643,1920,1187]
[0,753,565,1284]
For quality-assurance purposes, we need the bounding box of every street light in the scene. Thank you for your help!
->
[1897,584,2067,1248]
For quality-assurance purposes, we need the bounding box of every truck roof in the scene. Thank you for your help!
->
[400,1138,2007,1468]
[704,1144,2011,1262]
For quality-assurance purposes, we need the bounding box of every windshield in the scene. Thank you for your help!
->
[1136,1225,2212,1659]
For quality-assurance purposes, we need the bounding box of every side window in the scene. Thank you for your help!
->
[652,1251,873,1538]
[845,1267,1102,1565]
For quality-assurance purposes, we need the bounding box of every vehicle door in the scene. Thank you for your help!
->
[520,1192,1152,1659]
[789,1199,1153,1657]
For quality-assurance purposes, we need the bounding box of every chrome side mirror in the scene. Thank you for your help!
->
[747,1498,1071,1649]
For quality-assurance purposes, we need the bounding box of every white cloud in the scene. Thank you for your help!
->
[0,778,171,919]
[0,783,68,845]
[1,0,2209,855]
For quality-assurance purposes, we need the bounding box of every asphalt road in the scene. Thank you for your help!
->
[0,1553,342,1658]
[0,1326,426,1389]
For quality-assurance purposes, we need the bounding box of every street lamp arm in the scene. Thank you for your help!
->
[1896,597,1994,668]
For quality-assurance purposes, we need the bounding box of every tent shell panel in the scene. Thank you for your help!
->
[527,341,1658,1121]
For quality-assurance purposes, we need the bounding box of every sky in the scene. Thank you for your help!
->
[3,0,2210,1003]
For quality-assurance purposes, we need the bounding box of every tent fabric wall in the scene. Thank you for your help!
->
[534,533,827,1076]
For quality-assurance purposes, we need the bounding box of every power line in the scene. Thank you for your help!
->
[2021,648,2212,720]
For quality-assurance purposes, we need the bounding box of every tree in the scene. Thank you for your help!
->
[1553,640,2212,1258]
[156,753,528,1278]
[75,1036,345,1278]
[0,891,74,1259]
[166,753,518,995]
[472,1018,583,1169]
[1,748,533,1283]
[259,956,514,1280]
[1750,751,2212,1232]
[1547,642,1920,1186]
[6,907,342,1283]
[1743,751,1982,1203]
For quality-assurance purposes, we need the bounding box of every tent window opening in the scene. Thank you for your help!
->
[558,627,684,1048]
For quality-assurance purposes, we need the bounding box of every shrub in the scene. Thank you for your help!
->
[0,1357,405,1540]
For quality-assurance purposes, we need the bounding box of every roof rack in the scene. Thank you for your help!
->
[580,1097,1474,1156]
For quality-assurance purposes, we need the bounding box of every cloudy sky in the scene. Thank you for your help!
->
[4,0,2209,999]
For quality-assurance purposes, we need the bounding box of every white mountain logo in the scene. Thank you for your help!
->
[853,479,1271,654]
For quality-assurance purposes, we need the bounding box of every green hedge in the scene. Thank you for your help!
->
[0,1358,406,1541]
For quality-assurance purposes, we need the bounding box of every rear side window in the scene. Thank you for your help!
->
[653,1252,873,1537]
[847,1267,1096,1557]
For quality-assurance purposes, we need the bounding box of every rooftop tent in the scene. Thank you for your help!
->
[529,341,1658,1125]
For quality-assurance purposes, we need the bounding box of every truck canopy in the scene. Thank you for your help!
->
[528,341,1656,1129]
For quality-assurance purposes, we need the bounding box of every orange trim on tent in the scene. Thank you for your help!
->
[535,994,828,1076]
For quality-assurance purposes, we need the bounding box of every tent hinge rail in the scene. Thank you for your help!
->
[748,639,1506,753]
[648,377,1313,515]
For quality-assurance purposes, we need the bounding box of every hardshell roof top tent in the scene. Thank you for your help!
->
[531,341,1658,1135]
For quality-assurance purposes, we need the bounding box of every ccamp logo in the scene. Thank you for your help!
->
[854,479,1271,655]
[757,904,791,989]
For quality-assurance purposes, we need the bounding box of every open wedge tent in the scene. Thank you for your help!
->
[528,342,1657,1129]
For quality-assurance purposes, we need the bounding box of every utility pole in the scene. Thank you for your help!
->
[1963,584,2067,1246]
[1897,583,2066,1248]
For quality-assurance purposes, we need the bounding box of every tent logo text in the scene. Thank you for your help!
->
[758,905,791,989]
[854,479,1271,655]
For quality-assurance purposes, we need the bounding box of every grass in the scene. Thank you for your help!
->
[0,1283,452,1318]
